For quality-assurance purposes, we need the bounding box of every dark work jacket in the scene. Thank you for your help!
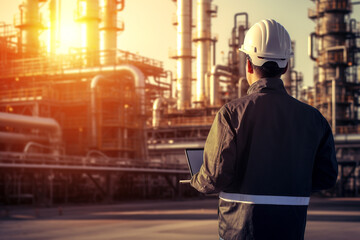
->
[191,78,338,240]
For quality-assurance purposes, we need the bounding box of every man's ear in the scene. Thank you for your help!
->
[247,59,253,74]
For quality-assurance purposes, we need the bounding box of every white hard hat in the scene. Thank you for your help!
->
[239,19,292,68]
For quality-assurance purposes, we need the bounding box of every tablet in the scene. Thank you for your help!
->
[180,148,204,183]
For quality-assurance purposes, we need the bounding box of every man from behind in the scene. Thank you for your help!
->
[190,19,338,240]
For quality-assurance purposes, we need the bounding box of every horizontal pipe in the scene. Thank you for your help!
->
[0,132,49,144]
[334,134,360,144]
[148,141,205,150]
[0,112,61,144]
[0,163,189,174]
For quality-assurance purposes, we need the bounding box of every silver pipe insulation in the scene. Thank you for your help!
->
[148,141,205,150]
[90,64,147,159]
[90,64,145,147]
[100,0,120,65]
[23,141,65,155]
[90,74,106,148]
[0,132,49,144]
[334,134,360,144]
[238,25,247,79]
[79,0,100,65]
[0,112,62,144]
[152,97,166,128]
[154,70,173,98]
[152,97,177,128]
[209,65,232,106]
[196,0,212,105]
[308,32,317,62]
[233,12,248,31]
[176,0,192,110]
[22,0,40,55]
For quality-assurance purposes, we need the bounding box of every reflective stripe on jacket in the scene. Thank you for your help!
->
[190,78,338,240]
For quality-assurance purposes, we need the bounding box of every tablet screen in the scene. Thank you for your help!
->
[185,149,204,176]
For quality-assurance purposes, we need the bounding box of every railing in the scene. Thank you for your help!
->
[157,115,214,127]
[0,87,51,102]
[0,151,187,171]
[318,0,352,12]
[309,0,352,18]
[0,49,164,79]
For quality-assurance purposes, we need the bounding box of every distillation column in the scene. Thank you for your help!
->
[76,0,100,66]
[176,0,192,110]
[100,0,124,65]
[49,0,59,55]
[281,41,295,95]
[194,0,212,105]
[308,0,359,133]
[16,0,42,56]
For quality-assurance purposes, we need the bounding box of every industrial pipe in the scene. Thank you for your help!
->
[0,132,49,144]
[209,65,232,106]
[90,65,146,157]
[326,46,348,64]
[100,0,119,65]
[233,12,249,31]
[154,71,173,98]
[308,32,317,61]
[23,141,65,155]
[334,134,360,144]
[0,112,62,144]
[77,0,100,65]
[116,0,125,11]
[196,0,212,104]
[176,0,192,110]
[152,97,166,128]
[90,74,106,148]
[238,25,247,79]
[20,0,41,56]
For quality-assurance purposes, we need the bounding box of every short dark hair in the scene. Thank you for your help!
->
[247,55,287,78]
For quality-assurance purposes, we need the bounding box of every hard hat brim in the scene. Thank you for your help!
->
[239,47,289,68]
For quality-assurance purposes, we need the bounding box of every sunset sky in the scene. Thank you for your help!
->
[2,0,360,87]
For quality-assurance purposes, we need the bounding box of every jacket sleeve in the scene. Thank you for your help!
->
[190,106,237,194]
[312,119,338,192]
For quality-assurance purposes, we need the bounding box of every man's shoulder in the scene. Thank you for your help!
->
[291,97,324,117]
[222,94,256,112]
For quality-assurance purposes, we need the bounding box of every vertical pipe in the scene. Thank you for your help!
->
[78,0,100,65]
[22,0,40,56]
[209,65,231,105]
[176,0,192,110]
[196,0,211,105]
[238,25,246,79]
[100,0,118,64]
[49,0,57,55]
[90,65,147,159]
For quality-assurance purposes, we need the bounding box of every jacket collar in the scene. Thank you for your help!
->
[247,78,287,95]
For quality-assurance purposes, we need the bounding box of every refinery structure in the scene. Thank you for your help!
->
[0,0,359,205]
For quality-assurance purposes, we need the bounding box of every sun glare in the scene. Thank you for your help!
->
[44,0,82,54]
[58,1,82,54]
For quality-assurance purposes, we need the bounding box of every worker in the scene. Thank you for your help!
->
[190,19,338,240]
